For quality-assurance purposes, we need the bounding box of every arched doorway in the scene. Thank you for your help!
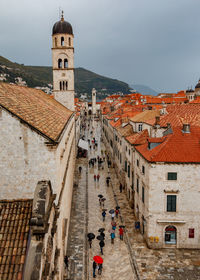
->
[165,225,177,245]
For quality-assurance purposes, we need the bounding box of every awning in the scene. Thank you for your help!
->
[78,139,89,151]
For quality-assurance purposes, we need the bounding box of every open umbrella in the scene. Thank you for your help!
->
[116,206,120,210]
[98,194,103,198]
[97,235,104,241]
[106,176,111,180]
[98,228,105,232]
[100,232,105,238]
[119,225,125,228]
[93,256,103,264]
[87,233,95,239]
[109,209,115,214]
[101,198,106,201]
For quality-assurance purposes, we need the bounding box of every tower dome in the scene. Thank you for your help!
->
[52,12,73,35]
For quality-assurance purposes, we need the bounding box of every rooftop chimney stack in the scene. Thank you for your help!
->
[182,124,190,133]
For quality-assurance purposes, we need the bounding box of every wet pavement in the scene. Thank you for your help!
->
[67,117,200,280]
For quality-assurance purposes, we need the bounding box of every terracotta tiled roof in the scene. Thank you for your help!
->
[0,199,33,280]
[126,129,149,145]
[116,124,134,137]
[159,104,200,127]
[135,127,200,163]
[0,83,73,142]
[129,110,160,123]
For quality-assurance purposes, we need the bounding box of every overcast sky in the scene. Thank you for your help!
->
[1,0,200,92]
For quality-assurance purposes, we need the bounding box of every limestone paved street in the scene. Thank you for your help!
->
[67,118,200,280]
[87,122,135,280]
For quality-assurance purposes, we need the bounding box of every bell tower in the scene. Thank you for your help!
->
[52,11,74,110]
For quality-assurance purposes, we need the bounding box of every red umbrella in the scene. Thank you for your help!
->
[93,256,103,264]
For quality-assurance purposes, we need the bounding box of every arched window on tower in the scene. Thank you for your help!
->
[65,81,68,90]
[55,37,57,47]
[60,81,62,91]
[64,59,68,68]
[61,37,64,46]
[58,59,62,69]
[63,81,65,90]
[69,37,71,46]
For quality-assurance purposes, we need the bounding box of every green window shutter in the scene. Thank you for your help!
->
[167,195,176,212]
[167,172,177,180]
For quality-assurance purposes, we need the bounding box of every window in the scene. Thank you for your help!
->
[55,37,57,47]
[142,187,145,203]
[142,165,145,174]
[189,228,194,238]
[167,172,177,180]
[60,81,62,90]
[129,149,130,155]
[167,195,176,212]
[138,124,143,131]
[126,146,127,151]
[69,37,71,46]
[58,58,62,68]
[64,59,68,68]
[65,81,68,90]
[63,81,65,90]
[61,37,64,46]
[137,178,139,193]
[125,161,127,172]
[137,159,139,167]
[120,154,121,163]
[128,165,130,178]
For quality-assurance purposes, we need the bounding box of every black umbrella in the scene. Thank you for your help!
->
[101,198,106,201]
[109,209,115,214]
[87,233,95,239]
[100,232,105,238]
[106,176,111,180]
[116,206,120,210]
[97,235,104,241]
[98,228,105,232]
[98,194,103,198]
[119,225,125,228]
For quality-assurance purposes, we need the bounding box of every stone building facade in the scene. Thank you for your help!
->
[0,82,76,279]
[52,12,75,111]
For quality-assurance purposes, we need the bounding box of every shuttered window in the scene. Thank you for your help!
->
[128,165,130,178]
[125,161,127,172]
[167,195,176,212]
[167,172,177,180]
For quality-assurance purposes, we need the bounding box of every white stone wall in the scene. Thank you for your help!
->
[134,148,200,249]
[0,110,56,199]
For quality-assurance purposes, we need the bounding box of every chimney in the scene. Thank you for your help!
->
[182,124,190,133]
[155,116,160,125]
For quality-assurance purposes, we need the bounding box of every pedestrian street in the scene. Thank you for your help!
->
[87,120,135,280]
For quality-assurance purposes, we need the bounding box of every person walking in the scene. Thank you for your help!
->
[98,263,103,275]
[111,212,115,221]
[115,209,119,218]
[106,178,109,187]
[99,240,105,255]
[110,232,115,244]
[93,261,97,278]
[88,238,93,248]
[119,227,124,240]
[99,197,102,206]
[94,174,96,181]
[79,166,82,174]
[97,174,100,182]
[102,210,106,221]
[119,183,123,193]
[64,255,69,270]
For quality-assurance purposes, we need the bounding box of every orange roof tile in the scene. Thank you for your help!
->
[0,199,33,280]
[135,127,200,163]
[0,83,73,142]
